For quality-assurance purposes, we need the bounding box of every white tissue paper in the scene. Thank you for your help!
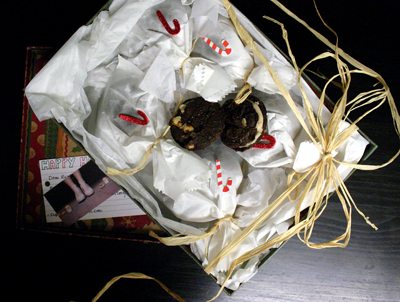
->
[25,0,368,291]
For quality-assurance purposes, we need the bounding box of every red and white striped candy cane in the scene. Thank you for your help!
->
[215,159,233,192]
[223,178,233,192]
[201,37,232,56]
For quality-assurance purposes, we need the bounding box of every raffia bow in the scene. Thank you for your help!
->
[200,0,400,300]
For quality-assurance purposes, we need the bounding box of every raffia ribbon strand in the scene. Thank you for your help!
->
[270,0,400,138]
[234,83,252,104]
[106,126,171,176]
[92,272,184,302]
[149,215,234,246]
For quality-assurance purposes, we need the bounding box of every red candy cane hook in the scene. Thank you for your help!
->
[119,110,149,126]
[216,160,233,193]
[201,37,232,56]
[253,134,276,149]
[156,10,181,35]
[223,178,233,193]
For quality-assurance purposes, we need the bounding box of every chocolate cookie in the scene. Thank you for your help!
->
[221,95,267,151]
[170,97,225,150]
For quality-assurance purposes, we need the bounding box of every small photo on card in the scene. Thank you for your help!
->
[39,156,145,225]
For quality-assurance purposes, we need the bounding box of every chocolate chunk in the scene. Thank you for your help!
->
[221,95,267,151]
[170,97,225,150]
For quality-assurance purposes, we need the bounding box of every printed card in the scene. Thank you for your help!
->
[39,156,145,225]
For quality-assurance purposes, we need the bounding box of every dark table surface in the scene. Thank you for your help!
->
[9,1,400,301]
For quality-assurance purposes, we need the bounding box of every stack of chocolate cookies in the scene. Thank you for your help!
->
[170,96,267,151]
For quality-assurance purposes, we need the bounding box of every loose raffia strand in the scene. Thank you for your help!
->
[270,0,400,138]
[92,272,184,302]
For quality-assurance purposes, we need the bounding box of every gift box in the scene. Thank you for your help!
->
[24,0,397,297]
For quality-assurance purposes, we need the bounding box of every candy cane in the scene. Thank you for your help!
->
[118,110,149,126]
[223,178,233,193]
[215,159,233,192]
[201,37,232,56]
[156,10,181,35]
[253,134,276,149]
